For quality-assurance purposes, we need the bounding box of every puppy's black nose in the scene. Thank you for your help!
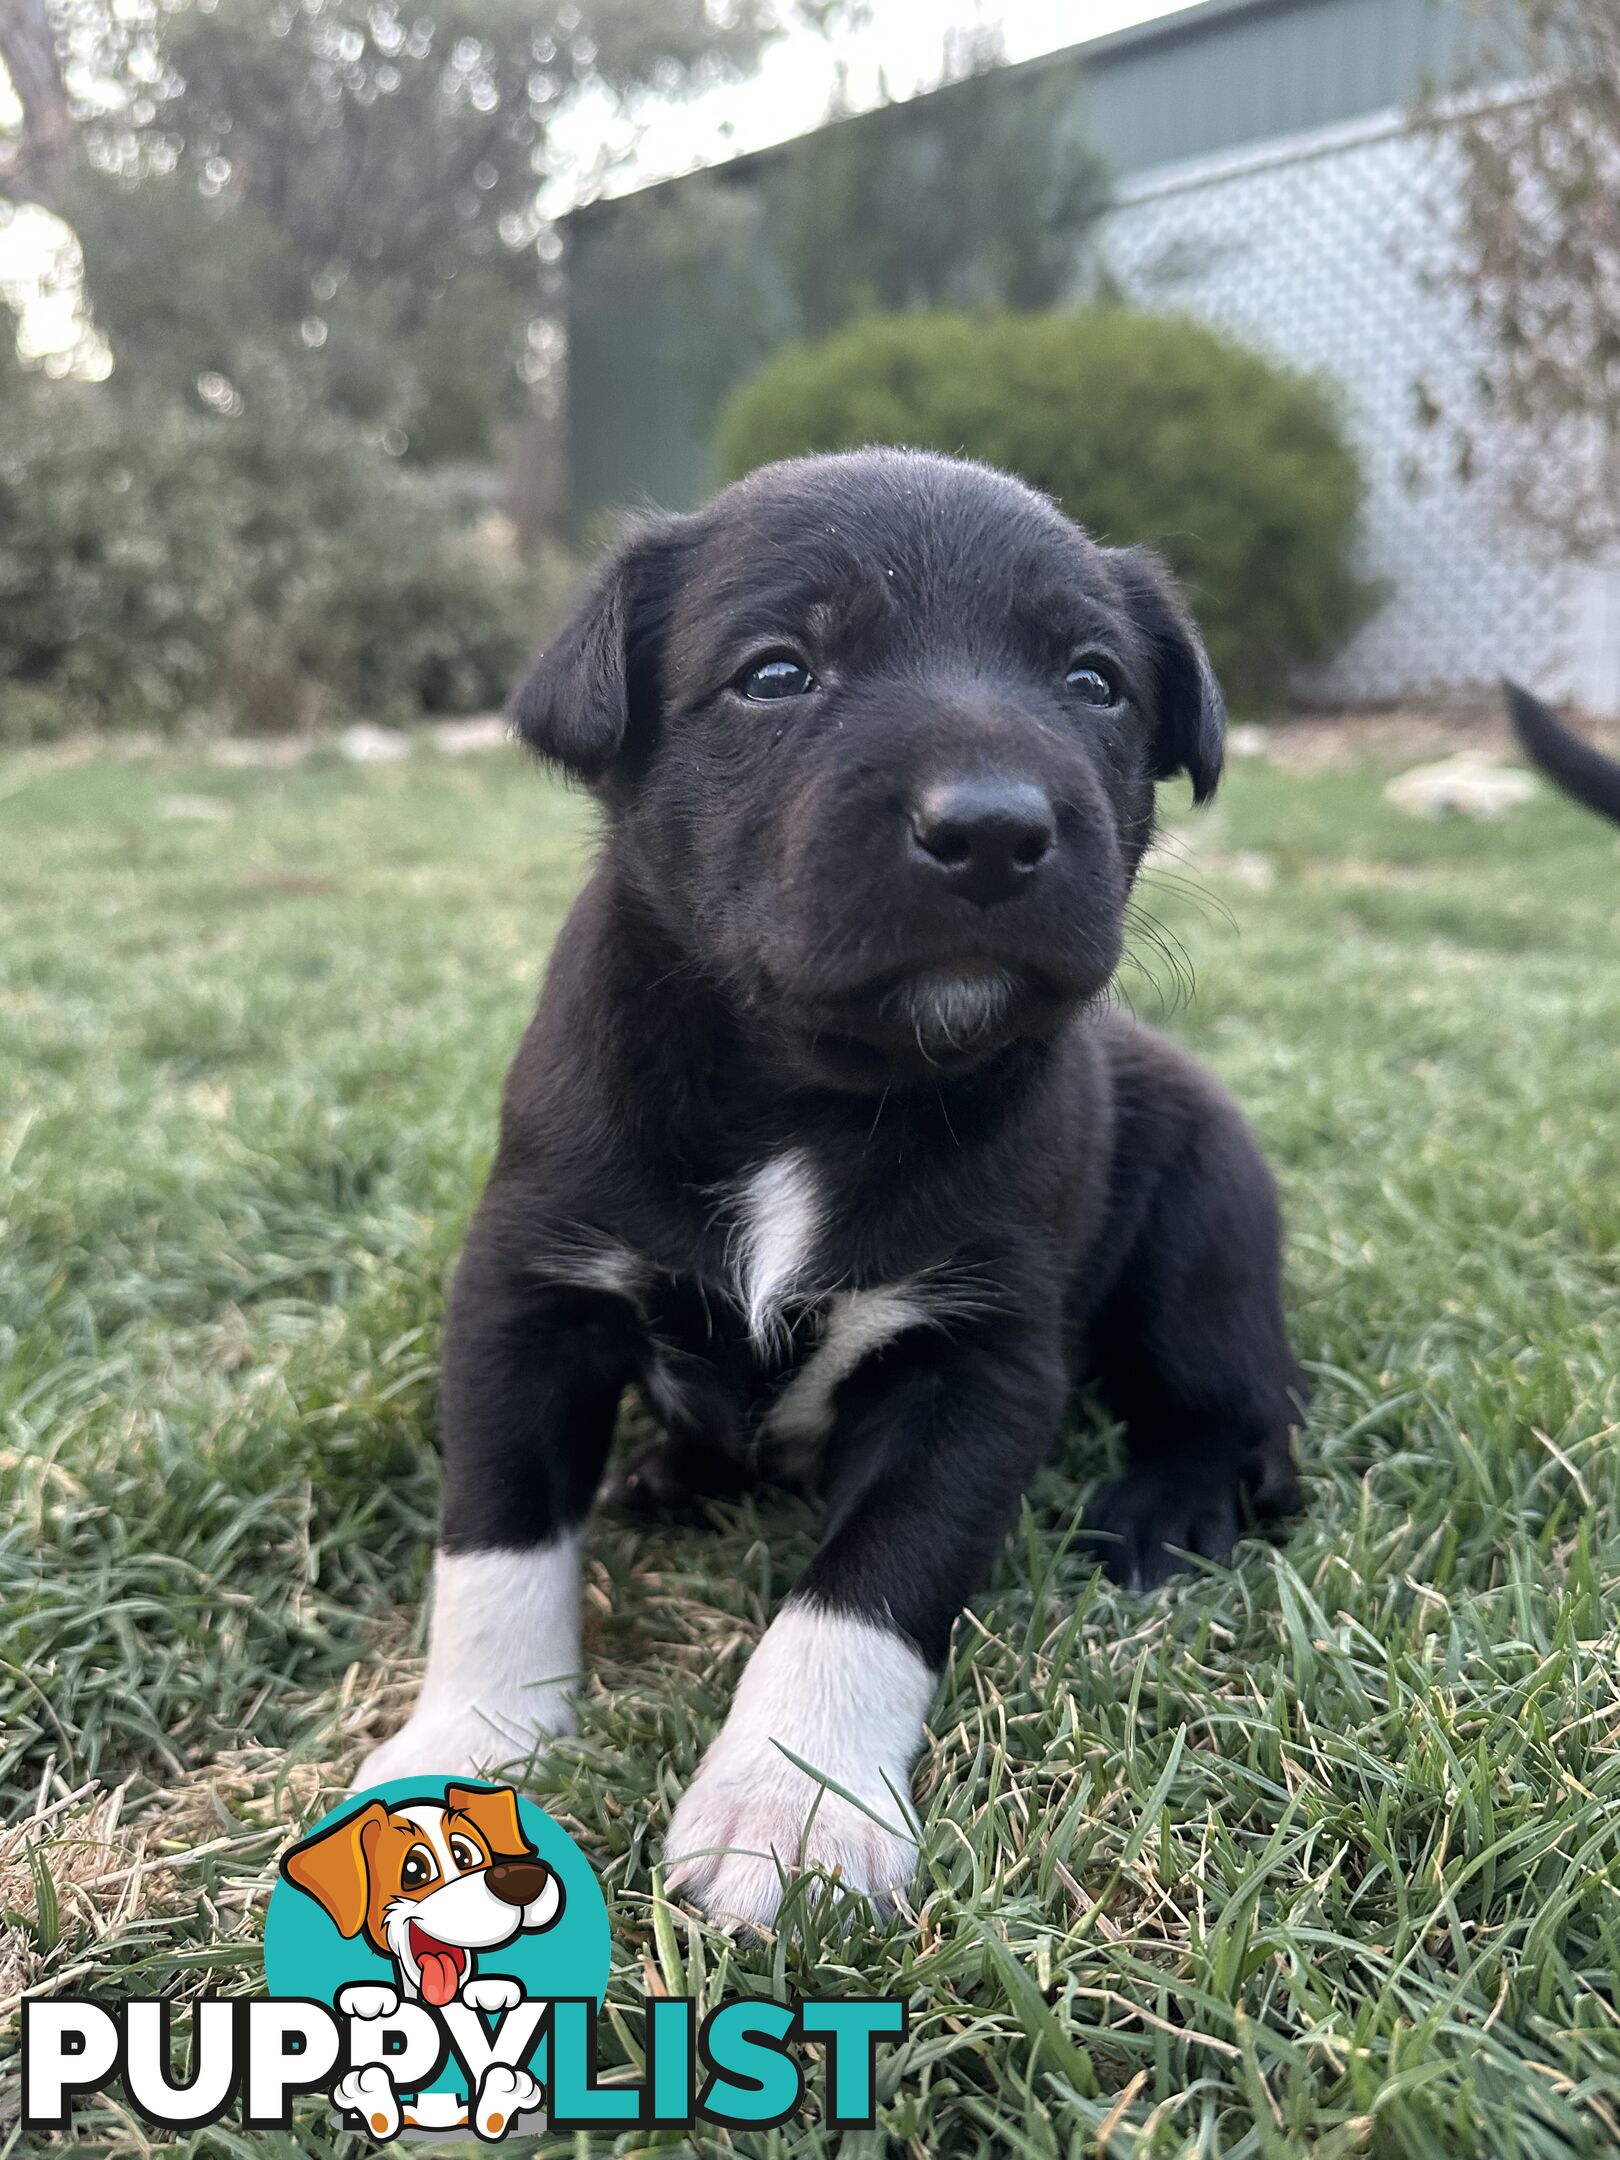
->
[485,1859,550,1907]
[909,778,1055,907]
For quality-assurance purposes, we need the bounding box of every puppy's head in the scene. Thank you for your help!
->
[513,449,1223,1089]
[281,1784,563,2005]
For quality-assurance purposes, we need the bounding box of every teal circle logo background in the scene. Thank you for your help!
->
[264,1778,609,2099]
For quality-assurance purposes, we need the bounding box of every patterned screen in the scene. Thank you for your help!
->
[1098,113,1595,707]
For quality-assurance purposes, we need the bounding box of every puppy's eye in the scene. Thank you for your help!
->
[401,1844,437,1890]
[1065,659,1118,706]
[448,1836,482,1871]
[738,654,816,701]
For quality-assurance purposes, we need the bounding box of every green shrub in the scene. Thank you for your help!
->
[715,309,1375,711]
[0,682,88,748]
[0,362,559,736]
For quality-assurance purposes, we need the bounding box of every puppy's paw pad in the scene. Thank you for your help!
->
[337,1983,400,2020]
[460,1975,523,2013]
[475,2064,542,2140]
[333,2064,401,2141]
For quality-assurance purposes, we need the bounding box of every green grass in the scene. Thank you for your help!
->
[1,738,1618,2157]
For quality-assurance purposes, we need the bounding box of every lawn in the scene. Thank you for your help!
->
[1,734,1617,2158]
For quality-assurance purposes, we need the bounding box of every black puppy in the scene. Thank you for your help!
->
[358,450,1303,1927]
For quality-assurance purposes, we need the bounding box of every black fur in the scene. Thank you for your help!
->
[443,449,1302,1672]
[1506,680,1620,825]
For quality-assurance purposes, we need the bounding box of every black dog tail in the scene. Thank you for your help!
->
[1504,680,1620,825]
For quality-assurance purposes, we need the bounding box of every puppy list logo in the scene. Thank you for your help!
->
[22,1775,906,2141]
[268,1777,600,2138]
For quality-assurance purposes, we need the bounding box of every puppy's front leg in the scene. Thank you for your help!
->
[665,1321,1064,1928]
[355,1216,635,1788]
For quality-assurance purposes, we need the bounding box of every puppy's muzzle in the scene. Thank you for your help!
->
[485,1859,551,1907]
[908,776,1056,909]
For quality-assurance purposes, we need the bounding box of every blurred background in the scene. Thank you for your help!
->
[2,0,1617,741]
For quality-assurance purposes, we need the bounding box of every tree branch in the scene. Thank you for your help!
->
[0,0,75,208]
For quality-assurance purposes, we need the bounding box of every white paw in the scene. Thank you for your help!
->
[475,2063,543,2140]
[663,1603,931,1932]
[353,1695,572,1791]
[665,1748,919,1931]
[460,1974,522,2013]
[337,1982,400,2020]
[333,2063,401,2141]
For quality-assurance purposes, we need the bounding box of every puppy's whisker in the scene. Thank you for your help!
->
[1136,865,1236,933]
[1136,919,1195,995]
[1116,935,1185,1016]
[933,1085,961,1149]
[1121,901,1199,1010]
[865,1087,892,1145]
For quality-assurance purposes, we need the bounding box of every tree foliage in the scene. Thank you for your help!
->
[1432,0,1620,551]
[717,309,1375,711]
[0,357,564,738]
[642,37,1106,431]
[762,54,1105,337]
[1,0,824,453]
[0,0,841,730]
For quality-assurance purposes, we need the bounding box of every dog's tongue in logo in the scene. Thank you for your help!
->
[411,1923,465,2007]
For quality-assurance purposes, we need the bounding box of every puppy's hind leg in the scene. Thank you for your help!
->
[1080,1089,1304,1592]
[354,1208,636,1788]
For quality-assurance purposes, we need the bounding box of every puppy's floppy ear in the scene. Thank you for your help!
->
[445,1782,534,1863]
[1108,547,1226,805]
[281,1800,389,1938]
[508,512,685,781]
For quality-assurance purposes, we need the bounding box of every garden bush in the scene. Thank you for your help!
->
[0,361,556,740]
[716,309,1375,711]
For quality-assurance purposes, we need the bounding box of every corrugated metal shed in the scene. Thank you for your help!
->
[1027,0,1498,183]
[563,0,1510,535]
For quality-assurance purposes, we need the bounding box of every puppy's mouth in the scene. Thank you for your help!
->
[408,1921,468,2006]
[785,958,1075,1086]
[884,965,1016,1052]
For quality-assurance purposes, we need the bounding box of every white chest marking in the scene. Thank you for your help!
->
[730,1150,823,1347]
[764,1283,932,1454]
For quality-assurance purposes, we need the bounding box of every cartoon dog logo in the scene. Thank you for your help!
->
[280,1782,566,2137]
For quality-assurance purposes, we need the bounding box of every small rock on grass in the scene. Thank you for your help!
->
[1212,849,1277,890]
[432,714,510,755]
[1384,752,1536,820]
[207,737,311,770]
[339,723,412,764]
